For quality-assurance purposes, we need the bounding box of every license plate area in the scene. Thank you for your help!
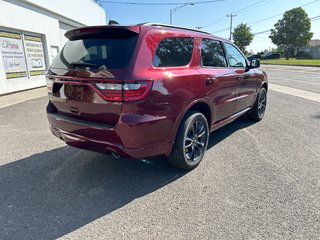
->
[50,82,122,125]
[65,84,85,100]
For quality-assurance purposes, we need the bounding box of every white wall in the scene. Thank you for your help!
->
[59,22,75,47]
[0,0,106,94]
[20,0,106,26]
[0,1,62,49]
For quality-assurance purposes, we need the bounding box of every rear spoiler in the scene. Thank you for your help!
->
[65,25,140,40]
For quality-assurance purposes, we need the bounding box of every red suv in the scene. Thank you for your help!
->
[46,23,268,169]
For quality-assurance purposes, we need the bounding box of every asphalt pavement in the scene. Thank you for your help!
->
[0,66,319,239]
[261,65,320,94]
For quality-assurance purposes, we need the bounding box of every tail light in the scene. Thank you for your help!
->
[92,80,153,102]
[46,77,54,94]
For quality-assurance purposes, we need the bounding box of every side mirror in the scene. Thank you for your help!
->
[249,58,260,68]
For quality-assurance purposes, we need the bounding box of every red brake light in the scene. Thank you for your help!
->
[46,77,54,94]
[93,80,153,102]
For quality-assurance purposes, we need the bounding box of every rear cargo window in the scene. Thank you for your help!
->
[153,37,194,67]
[51,36,138,69]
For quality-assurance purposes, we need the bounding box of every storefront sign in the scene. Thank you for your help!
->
[24,34,46,76]
[0,30,27,79]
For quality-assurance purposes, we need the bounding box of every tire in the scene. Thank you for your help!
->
[168,111,209,170]
[248,87,267,121]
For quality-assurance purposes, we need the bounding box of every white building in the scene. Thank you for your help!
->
[0,0,106,94]
[302,39,320,59]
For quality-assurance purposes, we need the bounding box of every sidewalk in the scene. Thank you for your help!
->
[0,87,47,109]
[260,64,320,73]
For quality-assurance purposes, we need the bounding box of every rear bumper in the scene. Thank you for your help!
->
[47,111,173,159]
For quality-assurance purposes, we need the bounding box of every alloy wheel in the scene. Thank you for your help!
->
[184,120,206,163]
[258,89,267,118]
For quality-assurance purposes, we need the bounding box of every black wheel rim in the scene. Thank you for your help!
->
[258,89,267,118]
[184,120,206,163]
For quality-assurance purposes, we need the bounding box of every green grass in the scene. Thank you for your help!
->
[260,58,320,67]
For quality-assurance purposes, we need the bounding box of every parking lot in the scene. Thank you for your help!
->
[1,65,320,239]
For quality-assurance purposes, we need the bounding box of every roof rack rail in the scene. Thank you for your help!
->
[137,22,211,35]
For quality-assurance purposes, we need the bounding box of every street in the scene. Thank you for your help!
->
[0,66,320,239]
[262,65,320,94]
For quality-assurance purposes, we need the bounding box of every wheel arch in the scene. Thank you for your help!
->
[166,100,212,155]
[188,102,212,127]
[261,82,268,91]
[252,81,268,106]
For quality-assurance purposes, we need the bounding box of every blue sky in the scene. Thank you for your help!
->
[101,0,320,53]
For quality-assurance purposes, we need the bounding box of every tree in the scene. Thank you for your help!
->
[257,49,269,55]
[232,23,254,52]
[271,47,284,53]
[269,7,313,60]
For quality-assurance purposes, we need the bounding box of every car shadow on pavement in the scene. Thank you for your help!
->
[0,147,186,240]
[207,118,255,149]
[0,118,255,240]
[311,113,320,119]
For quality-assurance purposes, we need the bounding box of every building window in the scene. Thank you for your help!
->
[0,30,27,79]
[0,29,46,79]
[24,34,47,76]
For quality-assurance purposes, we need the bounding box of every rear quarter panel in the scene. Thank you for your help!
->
[122,29,212,154]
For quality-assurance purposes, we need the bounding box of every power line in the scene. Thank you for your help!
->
[253,30,270,35]
[310,15,320,21]
[254,36,270,39]
[232,0,271,15]
[204,0,319,31]
[233,0,272,15]
[212,27,230,34]
[248,13,283,25]
[198,0,273,29]
[101,0,223,5]
[248,0,319,25]
[211,13,319,36]
[199,16,226,28]
[252,14,320,35]
[300,0,319,8]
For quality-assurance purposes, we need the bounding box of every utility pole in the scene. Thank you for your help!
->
[227,14,236,41]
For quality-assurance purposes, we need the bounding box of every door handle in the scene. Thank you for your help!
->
[205,77,215,85]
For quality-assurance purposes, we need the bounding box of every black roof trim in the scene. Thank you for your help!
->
[65,25,140,40]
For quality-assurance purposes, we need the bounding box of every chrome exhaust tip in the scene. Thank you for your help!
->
[111,151,120,158]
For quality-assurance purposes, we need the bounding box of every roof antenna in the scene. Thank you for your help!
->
[108,20,119,25]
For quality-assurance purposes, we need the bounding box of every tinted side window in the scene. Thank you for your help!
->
[153,37,194,67]
[224,43,247,68]
[201,39,227,67]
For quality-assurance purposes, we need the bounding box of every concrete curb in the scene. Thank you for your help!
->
[260,64,320,73]
[0,87,47,109]
[261,63,320,68]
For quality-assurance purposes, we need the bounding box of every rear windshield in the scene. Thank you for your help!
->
[51,36,138,69]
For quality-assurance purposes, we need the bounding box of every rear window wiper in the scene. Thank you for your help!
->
[69,62,97,67]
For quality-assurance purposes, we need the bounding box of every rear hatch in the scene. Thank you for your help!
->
[47,26,143,126]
